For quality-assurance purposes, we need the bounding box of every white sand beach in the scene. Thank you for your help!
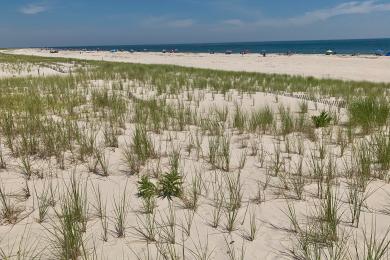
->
[4,48,390,83]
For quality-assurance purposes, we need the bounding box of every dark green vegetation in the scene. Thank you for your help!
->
[312,111,332,128]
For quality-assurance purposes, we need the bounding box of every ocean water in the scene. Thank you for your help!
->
[54,38,390,55]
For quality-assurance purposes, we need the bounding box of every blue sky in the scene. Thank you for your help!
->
[1,0,390,47]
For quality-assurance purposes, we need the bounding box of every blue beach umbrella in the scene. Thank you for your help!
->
[386,52,390,57]
[375,49,384,56]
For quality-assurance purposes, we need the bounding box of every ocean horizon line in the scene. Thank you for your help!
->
[45,37,390,49]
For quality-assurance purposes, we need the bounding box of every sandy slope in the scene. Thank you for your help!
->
[3,48,390,83]
[0,61,75,78]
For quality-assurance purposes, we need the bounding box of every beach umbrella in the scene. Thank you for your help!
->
[375,49,384,56]
[325,50,334,55]
[386,52,390,57]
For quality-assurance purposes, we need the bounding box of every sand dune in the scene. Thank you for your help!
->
[1,51,390,259]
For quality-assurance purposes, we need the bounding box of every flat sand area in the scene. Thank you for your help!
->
[4,48,390,83]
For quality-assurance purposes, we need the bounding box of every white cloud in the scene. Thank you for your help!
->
[288,0,390,25]
[20,3,49,15]
[222,1,390,28]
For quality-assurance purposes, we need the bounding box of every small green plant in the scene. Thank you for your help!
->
[35,183,51,223]
[279,105,295,136]
[233,104,247,134]
[64,173,88,232]
[122,143,140,175]
[299,101,308,114]
[243,210,258,241]
[0,184,21,224]
[208,136,219,168]
[20,153,35,179]
[251,181,264,205]
[270,142,283,176]
[211,181,224,228]
[347,181,371,228]
[103,125,118,148]
[314,186,342,244]
[47,191,87,260]
[138,175,157,199]
[221,135,230,172]
[113,188,129,238]
[182,173,202,211]
[137,175,157,213]
[290,159,305,200]
[123,125,155,174]
[94,147,109,176]
[311,111,332,128]
[158,169,183,200]
[133,125,155,161]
